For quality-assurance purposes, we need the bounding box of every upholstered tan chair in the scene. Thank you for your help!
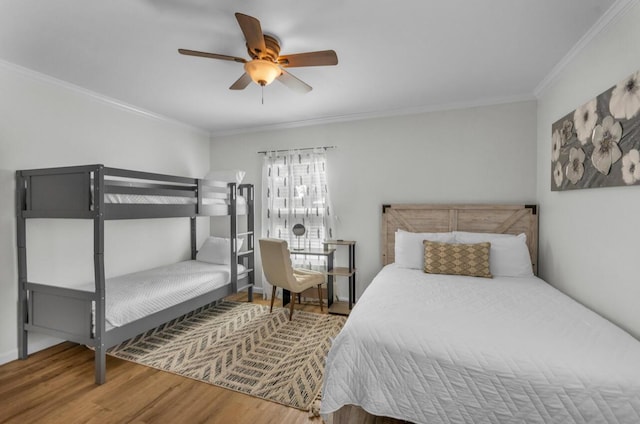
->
[259,238,325,320]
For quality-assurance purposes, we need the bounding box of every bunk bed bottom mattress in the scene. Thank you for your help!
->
[77,260,246,331]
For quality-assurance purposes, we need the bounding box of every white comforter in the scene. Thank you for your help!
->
[321,264,640,423]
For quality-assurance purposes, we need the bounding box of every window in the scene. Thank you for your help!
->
[262,148,335,254]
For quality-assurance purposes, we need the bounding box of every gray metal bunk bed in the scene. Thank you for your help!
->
[15,164,255,384]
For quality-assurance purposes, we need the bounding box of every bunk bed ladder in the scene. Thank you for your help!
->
[241,184,255,302]
[231,184,255,302]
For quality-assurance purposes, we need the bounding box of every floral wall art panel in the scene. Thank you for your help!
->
[551,70,640,191]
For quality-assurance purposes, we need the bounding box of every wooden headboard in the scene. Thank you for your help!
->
[382,204,539,274]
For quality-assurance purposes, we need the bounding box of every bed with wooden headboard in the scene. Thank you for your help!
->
[382,203,538,273]
[321,203,640,424]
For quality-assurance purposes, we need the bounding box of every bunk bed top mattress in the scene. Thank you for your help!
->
[321,264,640,423]
[78,260,246,330]
[104,193,247,214]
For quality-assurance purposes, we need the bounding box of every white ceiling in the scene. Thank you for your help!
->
[0,0,617,135]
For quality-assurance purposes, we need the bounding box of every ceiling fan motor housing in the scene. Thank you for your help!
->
[247,34,281,62]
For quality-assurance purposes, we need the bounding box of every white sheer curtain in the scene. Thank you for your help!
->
[261,148,336,298]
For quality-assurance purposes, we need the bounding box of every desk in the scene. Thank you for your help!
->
[283,248,335,308]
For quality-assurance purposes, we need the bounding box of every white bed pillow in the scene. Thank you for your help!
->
[204,169,246,185]
[395,229,454,269]
[453,231,533,277]
[196,236,244,265]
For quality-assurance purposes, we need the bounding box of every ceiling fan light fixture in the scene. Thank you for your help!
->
[244,59,281,86]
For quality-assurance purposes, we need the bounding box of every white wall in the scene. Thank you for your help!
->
[0,63,211,363]
[536,2,640,338]
[211,100,537,299]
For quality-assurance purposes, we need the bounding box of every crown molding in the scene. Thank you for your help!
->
[534,0,640,97]
[1,58,533,139]
[0,59,208,136]
[211,93,536,138]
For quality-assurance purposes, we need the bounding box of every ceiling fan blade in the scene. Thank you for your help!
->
[235,13,267,58]
[278,50,338,68]
[178,49,246,63]
[276,69,312,93]
[229,73,252,90]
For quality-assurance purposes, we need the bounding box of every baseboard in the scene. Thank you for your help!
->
[0,335,63,366]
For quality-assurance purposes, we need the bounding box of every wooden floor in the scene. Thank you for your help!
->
[0,293,407,424]
[0,292,329,424]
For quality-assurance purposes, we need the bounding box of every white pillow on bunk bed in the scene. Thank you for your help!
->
[196,236,244,265]
[394,229,455,269]
[204,169,246,185]
[453,231,533,277]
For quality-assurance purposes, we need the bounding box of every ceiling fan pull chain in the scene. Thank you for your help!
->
[261,85,264,105]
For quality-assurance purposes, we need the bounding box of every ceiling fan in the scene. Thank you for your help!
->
[179,13,338,94]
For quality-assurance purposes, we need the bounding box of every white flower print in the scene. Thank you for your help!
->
[591,115,623,175]
[573,99,598,144]
[621,149,640,185]
[609,71,640,120]
[565,147,585,184]
[552,130,561,162]
[553,161,563,187]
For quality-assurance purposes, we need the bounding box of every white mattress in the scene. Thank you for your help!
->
[104,193,247,215]
[321,264,640,423]
[79,260,246,330]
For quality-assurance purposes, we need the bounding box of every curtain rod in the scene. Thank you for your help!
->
[257,146,336,154]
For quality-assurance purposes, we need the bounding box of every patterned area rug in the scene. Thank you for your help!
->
[108,301,346,411]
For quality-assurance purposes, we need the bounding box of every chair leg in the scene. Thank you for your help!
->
[270,285,276,313]
[317,284,324,312]
[289,295,295,321]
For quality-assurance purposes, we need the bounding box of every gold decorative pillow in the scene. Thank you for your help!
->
[423,240,492,278]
